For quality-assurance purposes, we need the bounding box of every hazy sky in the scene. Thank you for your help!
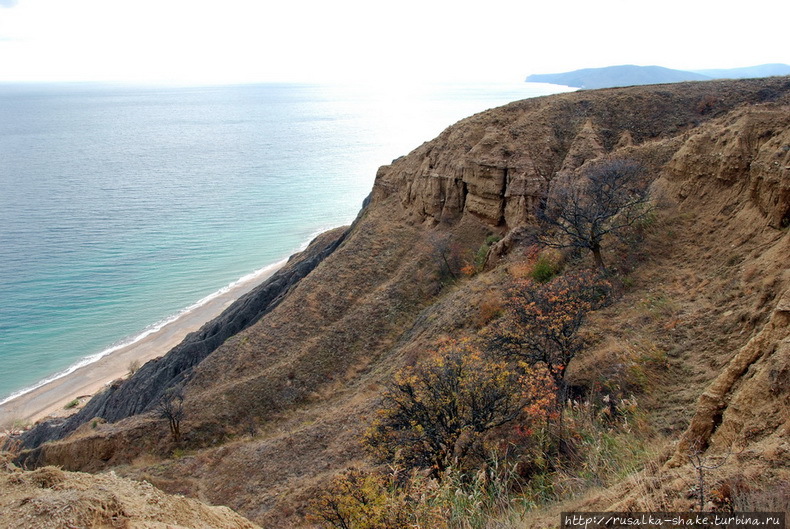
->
[0,0,788,84]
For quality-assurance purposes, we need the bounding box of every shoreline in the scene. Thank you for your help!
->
[0,261,286,429]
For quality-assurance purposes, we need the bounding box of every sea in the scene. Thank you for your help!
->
[0,81,572,405]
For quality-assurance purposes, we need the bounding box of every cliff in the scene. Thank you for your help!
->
[8,76,790,526]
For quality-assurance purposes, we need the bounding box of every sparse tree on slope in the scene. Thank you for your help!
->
[488,271,611,455]
[489,271,610,393]
[158,388,185,444]
[538,158,652,271]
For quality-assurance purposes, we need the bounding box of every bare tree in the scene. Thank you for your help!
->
[538,158,652,271]
[158,389,185,444]
[689,442,731,511]
[426,232,463,283]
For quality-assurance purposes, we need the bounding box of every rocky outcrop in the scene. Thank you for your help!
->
[658,106,790,464]
[372,76,790,229]
[667,285,790,466]
[665,107,790,227]
[0,455,260,529]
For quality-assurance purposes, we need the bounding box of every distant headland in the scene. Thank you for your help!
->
[525,63,790,89]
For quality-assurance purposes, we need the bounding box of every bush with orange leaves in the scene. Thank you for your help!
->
[488,270,611,394]
[365,339,555,478]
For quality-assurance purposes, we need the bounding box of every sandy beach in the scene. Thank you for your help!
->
[0,263,284,429]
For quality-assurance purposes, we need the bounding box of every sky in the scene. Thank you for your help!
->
[0,0,788,84]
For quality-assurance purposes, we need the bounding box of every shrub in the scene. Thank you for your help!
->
[463,234,503,277]
[530,256,558,283]
[473,292,505,328]
[365,339,535,476]
[158,389,185,444]
[489,271,611,390]
[308,464,530,529]
[307,468,406,529]
[127,359,141,377]
[428,232,465,284]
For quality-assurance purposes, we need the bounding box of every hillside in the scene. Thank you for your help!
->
[526,63,790,89]
[525,65,709,89]
[6,76,790,527]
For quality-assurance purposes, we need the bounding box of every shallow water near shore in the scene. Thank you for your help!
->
[0,81,572,405]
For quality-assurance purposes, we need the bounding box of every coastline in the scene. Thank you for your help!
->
[0,261,285,429]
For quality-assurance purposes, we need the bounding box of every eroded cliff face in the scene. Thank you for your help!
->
[665,106,790,228]
[10,77,790,526]
[371,78,790,228]
[659,103,790,476]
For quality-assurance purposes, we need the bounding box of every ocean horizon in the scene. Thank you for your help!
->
[0,81,573,406]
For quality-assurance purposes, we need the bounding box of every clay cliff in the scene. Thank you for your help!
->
[7,76,790,526]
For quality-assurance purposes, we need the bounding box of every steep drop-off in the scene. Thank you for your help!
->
[16,227,348,449]
[10,77,790,526]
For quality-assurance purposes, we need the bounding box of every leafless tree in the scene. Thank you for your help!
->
[426,232,463,283]
[538,158,652,271]
[689,442,731,511]
[158,389,185,444]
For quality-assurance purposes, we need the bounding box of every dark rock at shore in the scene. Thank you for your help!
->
[16,226,349,451]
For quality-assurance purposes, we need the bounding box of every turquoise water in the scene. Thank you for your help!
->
[0,82,572,403]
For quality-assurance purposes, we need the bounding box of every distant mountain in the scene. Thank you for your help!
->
[691,63,790,79]
[525,65,709,89]
[526,63,790,89]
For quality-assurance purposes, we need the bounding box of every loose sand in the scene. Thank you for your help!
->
[0,263,284,428]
